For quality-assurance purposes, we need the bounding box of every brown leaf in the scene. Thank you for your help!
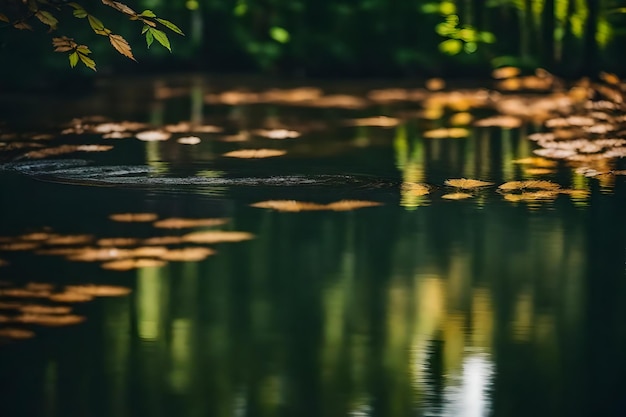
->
[444,178,494,189]
[101,0,137,16]
[109,34,136,61]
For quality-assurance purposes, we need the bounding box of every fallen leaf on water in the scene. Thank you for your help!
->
[129,246,169,258]
[444,178,494,189]
[253,129,301,139]
[0,328,35,339]
[159,247,216,262]
[524,168,556,175]
[492,66,521,79]
[153,218,229,229]
[64,285,131,297]
[325,200,383,211]
[177,136,201,145]
[442,192,473,200]
[449,112,473,125]
[142,236,184,245]
[48,292,94,303]
[182,231,255,244]
[67,247,132,262]
[103,132,133,139]
[511,157,558,167]
[109,213,159,222]
[164,122,223,133]
[97,237,141,247]
[15,313,86,326]
[0,289,51,298]
[499,180,560,191]
[474,115,522,128]
[401,182,430,196]
[250,200,324,212]
[423,128,470,139]
[343,116,400,127]
[135,130,171,141]
[426,78,446,91]
[45,235,94,245]
[222,149,287,158]
[101,258,166,271]
[504,191,559,202]
[19,232,52,241]
[19,305,73,315]
[0,242,41,251]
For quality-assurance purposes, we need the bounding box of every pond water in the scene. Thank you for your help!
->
[0,75,625,417]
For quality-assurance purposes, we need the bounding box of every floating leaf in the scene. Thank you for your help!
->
[250,200,325,212]
[142,236,184,245]
[498,180,560,191]
[0,328,35,340]
[101,258,166,271]
[182,231,255,244]
[15,313,86,326]
[524,168,556,175]
[223,149,287,158]
[0,242,40,251]
[444,178,494,189]
[423,128,470,139]
[474,115,522,128]
[19,305,73,315]
[401,182,430,196]
[153,218,228,229]
[342,117,400,127]
[253,129,301,139]
[442,192,473,200]
[109,213,159,222]
[97,238,141,246]
[159,247,216,262]
[64,285,131,297]
[177,136,201,145]
[109,34,136,61]
[325,200,383,211]
[135,130,171,141]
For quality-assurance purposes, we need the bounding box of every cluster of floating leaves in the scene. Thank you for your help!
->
[0,282,131,342]
[0,215,254,272]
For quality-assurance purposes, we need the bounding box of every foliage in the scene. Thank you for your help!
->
[0,0,183,71]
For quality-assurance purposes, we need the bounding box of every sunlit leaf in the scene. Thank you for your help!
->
[177,136,201,145]
[182,231,255,244]
[109,34,136,61]
[109,213,159,222]
[599,71,620,85]
[325,200,383,211]
[153,218,229,229]
[48,292,93,303]
[439,39,462,55]
[97,237,141,246]
[0,328,35,340]
[45,234,93,245]
[0,242,40,251]
[0,288,51,298]
[524,168,556,175]
[78,53,97,71]
[64,285,131,297]
[102,0,137,15]
[342,117,400,127]
[139,10,156,18]
[270,26,290,43]
[87,15,106,33]
[253,129,301,139]
[474,115,522,128]
[149,28,171,52]
[159,247,216,262]
[445,178,494,189]
[15,313,86,326]
[142,236,184,245]
[401,182,430,196]
[145,29,154,47]
[223,149,287,158]
[492,66,520,79]
[73,8,88,18]
[35,11,58,29]
[498,180,560,191]
[442,192,473,200]
[101,258,166,271]
[19,305,73,315]
[423,127,470,139]
[426,78,446,91]
[135,130,171,141]
[250,200,325,212]
[156,18,184,35]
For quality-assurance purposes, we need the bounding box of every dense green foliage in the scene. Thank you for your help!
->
[2,0,626,83]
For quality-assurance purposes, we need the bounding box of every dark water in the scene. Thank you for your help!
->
[1,76,626,417]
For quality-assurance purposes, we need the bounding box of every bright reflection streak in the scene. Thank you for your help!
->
[169,318,192,392]
[441,352,494,417]
[137,267,162,341]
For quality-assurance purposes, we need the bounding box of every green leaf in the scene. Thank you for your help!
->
[78,53,97,71]
[145,30,154,48]
[35,11,59,29]
[439,38,463,55]
[69,52,79,68]
[140,10,156,18]
[73,9,88,18]
[149,28,171,52]
[88,15,107,35]
[141,24,150,34]
[269,26,290,43]
[156,18,184,35]
[68,3,85,11]
[76,45,91,54]
[0,13,9,23]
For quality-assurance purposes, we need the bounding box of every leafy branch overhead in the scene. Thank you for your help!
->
[0,0,184,71]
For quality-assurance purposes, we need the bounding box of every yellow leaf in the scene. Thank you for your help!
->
[444,178,494,189]
[78,53,97,71]
[109,34,136,61]
[35,10,58,29]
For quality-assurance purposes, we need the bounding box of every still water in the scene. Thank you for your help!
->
[0,75,625,417]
